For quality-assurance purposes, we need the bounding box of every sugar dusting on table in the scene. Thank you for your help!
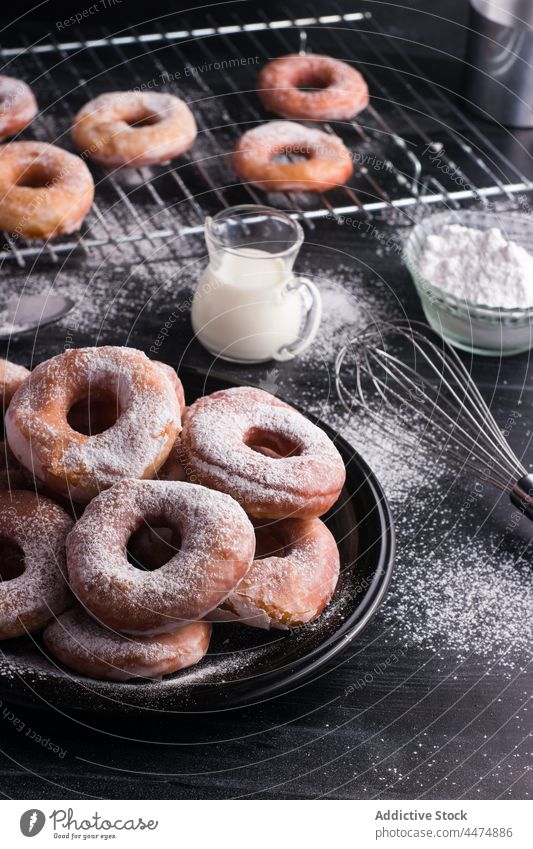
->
[289,260,533,667]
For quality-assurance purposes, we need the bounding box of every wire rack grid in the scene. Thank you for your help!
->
[0,6,531,266]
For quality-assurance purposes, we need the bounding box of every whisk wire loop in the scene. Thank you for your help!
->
[335,320,527,495]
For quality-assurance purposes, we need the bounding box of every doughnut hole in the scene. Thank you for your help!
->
[0,538,25,581]
[272,144,313,164]
[245,427,302,459]
[127,111,161,128]
[295,69,333,91]
[16,162,56,189]
[67,390,121,436]
[127,522,182,571]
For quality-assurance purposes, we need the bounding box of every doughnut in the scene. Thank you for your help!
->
[0,357,30,407]
[181,387,346,519]
[155,362,186,413]
[44,607,211,681]
[5,346,181,503]
[0,358,30,490]
[0,76,38,139]
[257,54,369,121]
[0,142,94,240]
[72,91,197,169]
[211,517,340,629]
[232,121,353,193]
[0,490,72,639]
[66,478,255,634]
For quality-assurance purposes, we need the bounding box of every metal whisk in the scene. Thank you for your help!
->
[335,319,533,519]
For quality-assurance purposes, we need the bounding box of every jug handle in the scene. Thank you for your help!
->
[274,276,322,361]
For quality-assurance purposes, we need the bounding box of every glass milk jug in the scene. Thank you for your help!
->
[191,204,322,363]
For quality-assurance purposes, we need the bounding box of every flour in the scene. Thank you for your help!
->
[420,223,533,308]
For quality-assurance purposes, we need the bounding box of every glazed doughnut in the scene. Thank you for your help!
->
[212,517,340,629]
[0,490,72,639]
[232,121,353,193]
[257,54,369,121]
[0,142,94,240]
[67,479,255,634]
[0,358,30,489]
[181,387,346,519]
[5,346,181,503]
[44,607,211,681]
[72,91,197,169]
[0,76,38,139]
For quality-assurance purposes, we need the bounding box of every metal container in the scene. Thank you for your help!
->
[464,0,533,127]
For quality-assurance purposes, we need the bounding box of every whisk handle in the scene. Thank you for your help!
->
[510,474,533,520]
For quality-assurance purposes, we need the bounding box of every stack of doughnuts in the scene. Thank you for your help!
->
[0,346,346,682]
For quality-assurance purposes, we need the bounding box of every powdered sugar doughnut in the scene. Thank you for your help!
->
[1,358,30,406]
[44,607,211,681]
[67,479,255,634]
[0,76,38,139]
[0,142,94,239]
[212,517,340,629]
[257,55,369,121]
[155,362,185,413]
[72,91,197,168]
[232,121,353,193]
[181,387,346,519]
[5,347,181,503]
[0,358,30,489]
[0,490,72,639]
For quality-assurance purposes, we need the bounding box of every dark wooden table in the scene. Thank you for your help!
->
[0,0,532,799]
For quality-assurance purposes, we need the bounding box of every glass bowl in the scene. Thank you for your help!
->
[403,209,533,356]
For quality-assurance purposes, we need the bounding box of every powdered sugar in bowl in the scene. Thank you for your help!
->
[404,210,533,356]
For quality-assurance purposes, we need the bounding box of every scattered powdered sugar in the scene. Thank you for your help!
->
[420,223,533,308]
[392,527,533,660]
[277,251,533,665]
[299,261,396,368]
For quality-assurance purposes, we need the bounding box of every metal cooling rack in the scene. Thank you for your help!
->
[1,6,532,266]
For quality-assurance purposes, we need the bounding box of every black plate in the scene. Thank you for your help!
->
[0,367,395,715]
